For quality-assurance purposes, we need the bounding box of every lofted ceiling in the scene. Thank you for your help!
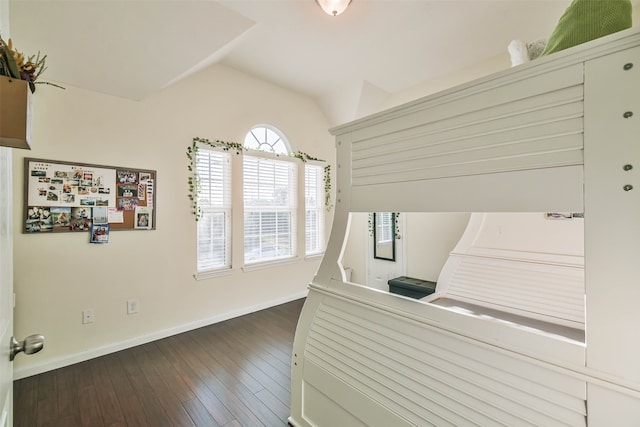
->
[6,0,620,125]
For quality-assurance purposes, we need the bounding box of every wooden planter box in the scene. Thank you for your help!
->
[0,76,32,150]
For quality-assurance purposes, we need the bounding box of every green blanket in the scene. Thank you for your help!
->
[541,0,632,56]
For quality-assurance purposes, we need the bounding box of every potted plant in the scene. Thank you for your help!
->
[0,37,49,149]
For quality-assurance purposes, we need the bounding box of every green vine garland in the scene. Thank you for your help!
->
[187,137,332,220]
[368,212,401,239]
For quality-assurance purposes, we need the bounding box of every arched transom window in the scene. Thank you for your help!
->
[243,125,290,154]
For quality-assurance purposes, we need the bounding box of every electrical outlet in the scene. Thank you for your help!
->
[82,309,94,324]
[127,299,139,315]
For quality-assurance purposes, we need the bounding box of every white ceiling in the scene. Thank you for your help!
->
[6,0,613,125]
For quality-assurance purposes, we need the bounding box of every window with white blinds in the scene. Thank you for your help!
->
[376,212,394,243]
[196,149,231,272]
[243,155,297,264]
[305,164,325,255]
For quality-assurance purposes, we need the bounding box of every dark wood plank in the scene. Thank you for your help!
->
[214,322,292,393]
[116,350,173,427]
[255,388,291,424]
[13,374,38,427]
[35,370,58,427]
[199,326,291,405]
[73,361,104,427]
[133,349,196,427]
[55,364,82,426]
[182,397,221,427]
[90,357,126,426]
[102,352,150,427]
[157,336,235,426]
[168,333,265,427]
[14,298,305,427]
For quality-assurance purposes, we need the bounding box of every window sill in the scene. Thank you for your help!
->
[304,253,324,261]
[193,267,233,281]
[242,257,299,272]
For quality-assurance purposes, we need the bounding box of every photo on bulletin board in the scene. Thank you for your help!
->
[90,224,110,244]
[24,158,156,233]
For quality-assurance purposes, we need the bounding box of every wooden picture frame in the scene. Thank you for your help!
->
[23,157,156,233]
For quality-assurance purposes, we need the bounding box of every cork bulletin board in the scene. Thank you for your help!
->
[24,158,156,236]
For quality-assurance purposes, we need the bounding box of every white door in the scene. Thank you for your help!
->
[0,147,14,426]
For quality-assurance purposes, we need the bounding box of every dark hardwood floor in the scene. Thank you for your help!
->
[14,298,305,427]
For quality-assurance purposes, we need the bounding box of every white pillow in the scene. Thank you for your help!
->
[508,39,547,67]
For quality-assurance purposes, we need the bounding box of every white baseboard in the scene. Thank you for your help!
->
[14,290,308,380]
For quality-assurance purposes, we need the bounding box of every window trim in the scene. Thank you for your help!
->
[304,162,326,257]
[193,125,328,278]
[195,146,232,274]
[242,152,299,266]
[194,266,233,281]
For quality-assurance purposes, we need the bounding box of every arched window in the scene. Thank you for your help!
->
[243,125,290,154]
[243,126,297,264]
[195,124,326,276]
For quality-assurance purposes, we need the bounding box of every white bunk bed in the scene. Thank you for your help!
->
[290,26,640,427]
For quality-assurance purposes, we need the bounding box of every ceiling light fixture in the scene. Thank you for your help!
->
[316,0,352,16]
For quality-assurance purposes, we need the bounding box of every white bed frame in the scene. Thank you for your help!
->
[290,26,640,427]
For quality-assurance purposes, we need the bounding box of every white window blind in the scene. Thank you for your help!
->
[305,164,325,255]
[196,149,231,272]
[376,212,394,244]
[243,155,297,264]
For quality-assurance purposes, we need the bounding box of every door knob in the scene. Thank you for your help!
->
[10,334,44,361]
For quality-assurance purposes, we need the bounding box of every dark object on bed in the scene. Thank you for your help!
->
[388,276,436,299]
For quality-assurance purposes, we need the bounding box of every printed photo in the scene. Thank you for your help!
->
[118,185,138,197]
[92,207,108,224]
[25,207,53,232]
[31,170,47,177]
[72,207,91,219]
[134,206,152,229]
[137,183,145,201]
[117,170,137,184]
[51,207,71,228]
[117,198,139,210]
[90,224,110,244]
[70,218,91,231]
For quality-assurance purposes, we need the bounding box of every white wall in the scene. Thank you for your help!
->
[381,53,511,111]
[11,64,334,378]
[341,213,368,285]
[341,213,469,287]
